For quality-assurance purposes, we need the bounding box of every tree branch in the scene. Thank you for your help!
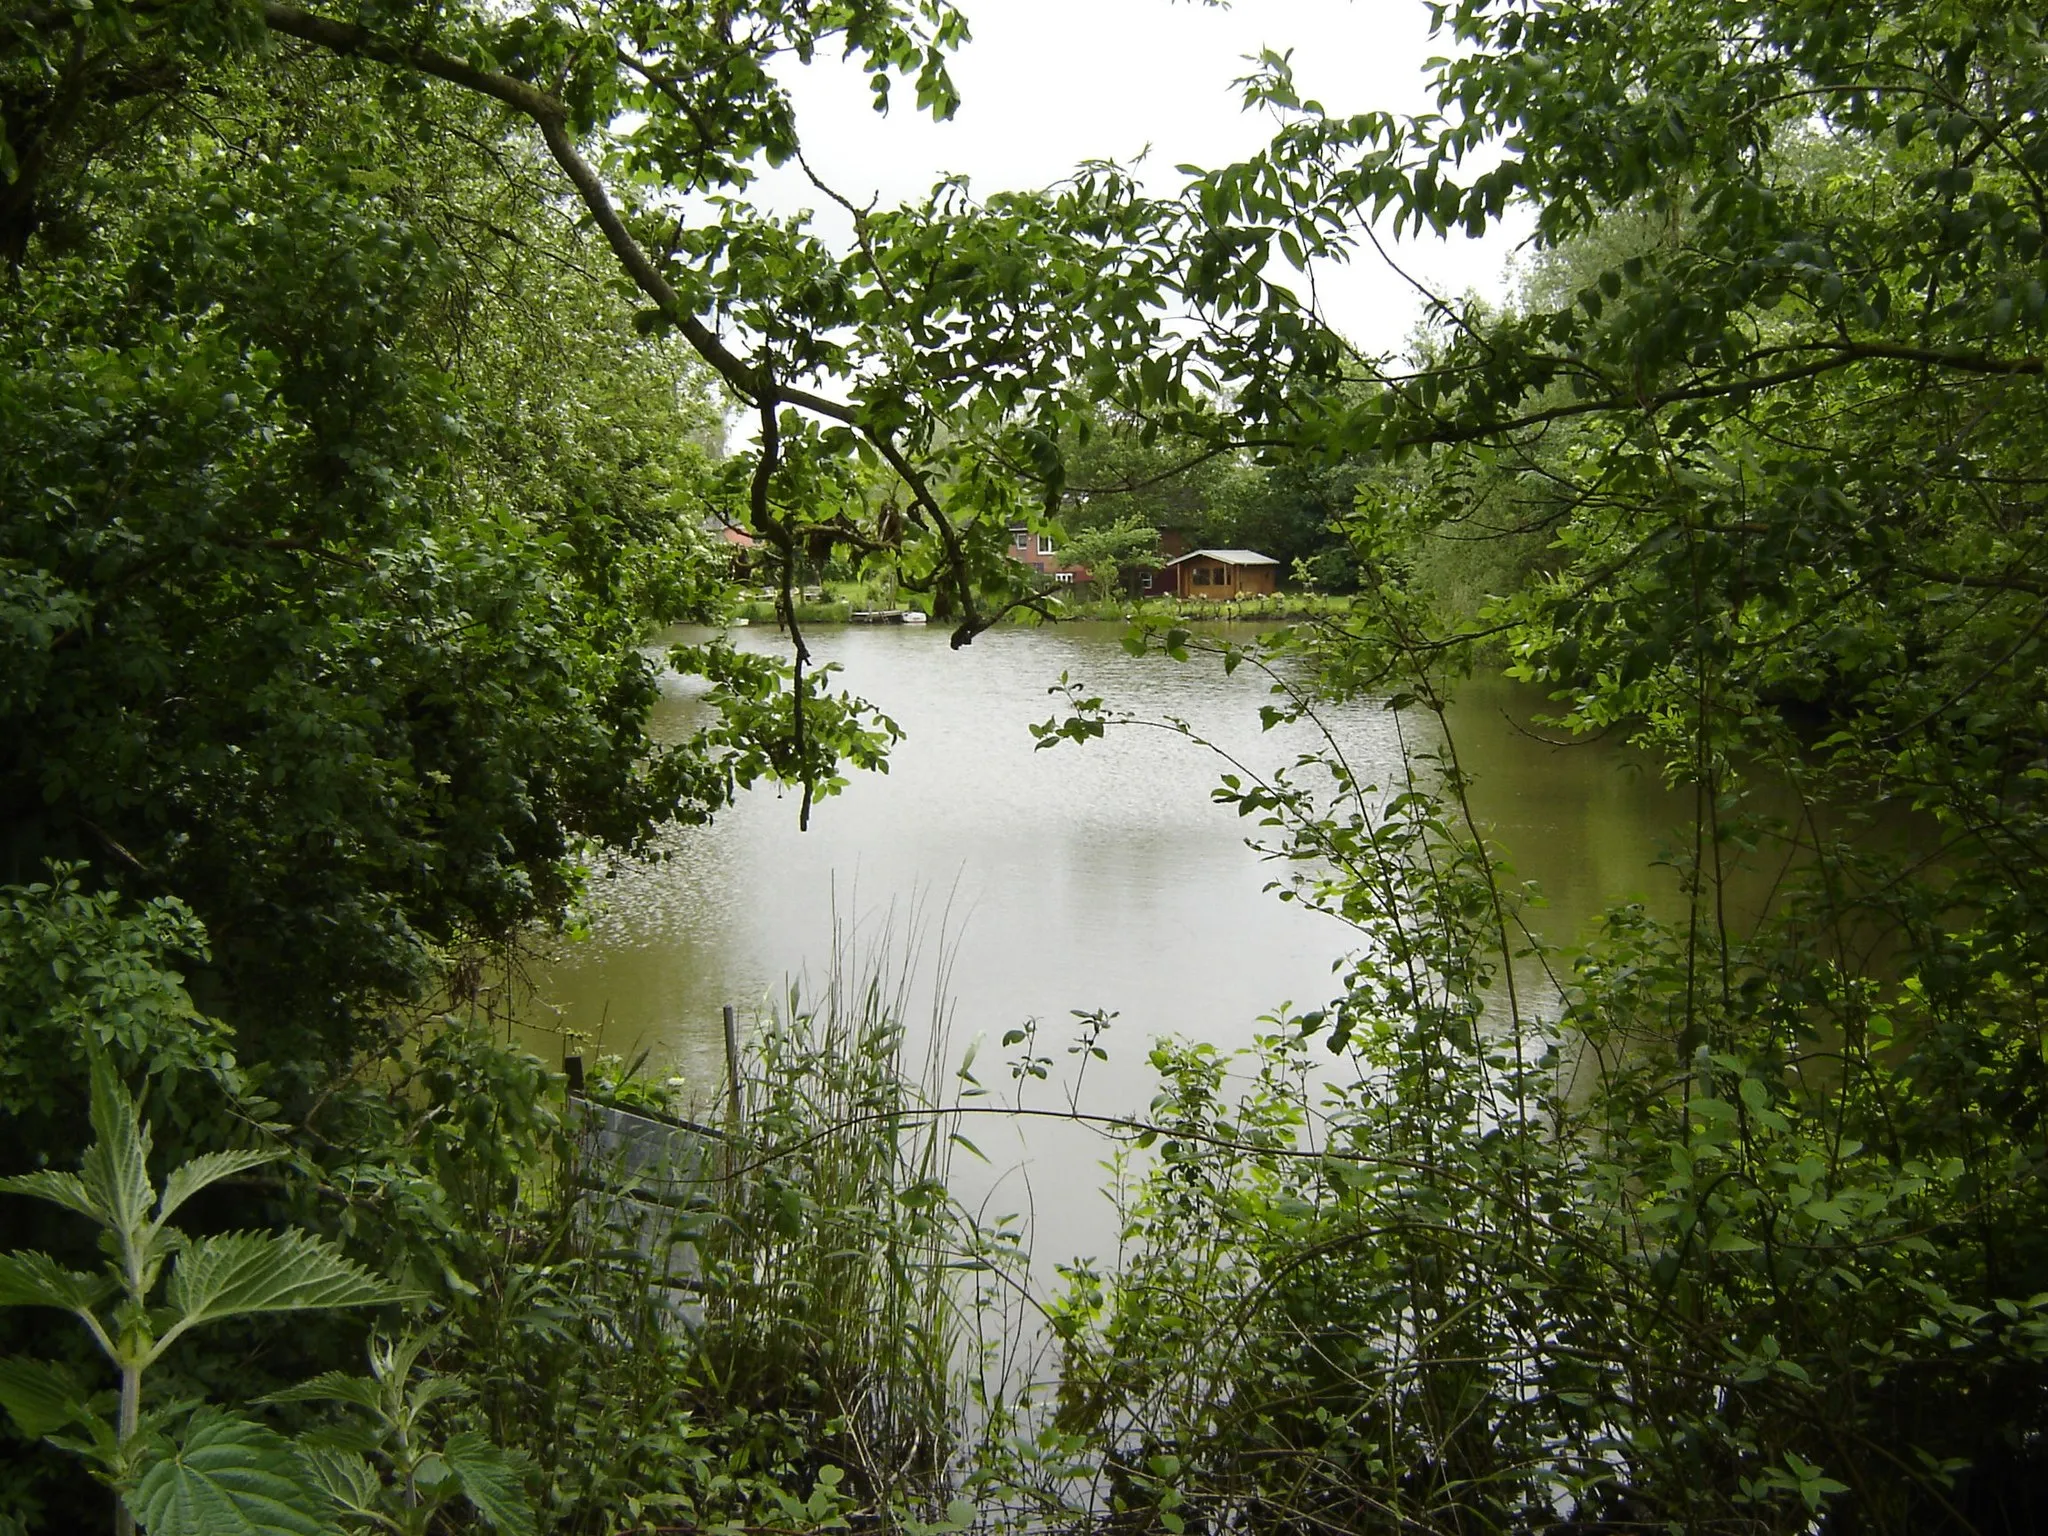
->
[1396,342,2045,451]
[260,1,999,646]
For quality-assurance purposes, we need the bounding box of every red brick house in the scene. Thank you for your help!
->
[1164,548,1280,599]
[1004,526,1089,586]
[1005,529,1282,599]
[711,522,759,578]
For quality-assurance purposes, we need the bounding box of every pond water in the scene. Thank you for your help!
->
[519,621,1703,1266]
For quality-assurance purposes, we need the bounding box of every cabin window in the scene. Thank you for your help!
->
[1141,573,1154,591]
[1038,534,1055,555]
[1055,571,1074,584]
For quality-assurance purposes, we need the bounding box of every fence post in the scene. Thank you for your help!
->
[720,1004,743,1191]
[722,1003,742,1134]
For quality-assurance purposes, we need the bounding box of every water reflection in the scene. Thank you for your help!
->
[523,622,1697,1103]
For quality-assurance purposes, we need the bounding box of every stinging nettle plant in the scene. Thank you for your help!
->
[0,1051,403,1536]
[263,1329,536,1536]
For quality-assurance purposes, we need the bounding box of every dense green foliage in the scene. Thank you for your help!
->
[1015,0,2048,1526]
[1047,406,1376,593]
[1032,626,2048,1530]
[0,1051,427,1536]
[1,62,737,1082]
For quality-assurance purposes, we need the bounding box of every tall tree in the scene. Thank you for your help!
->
[1,61,739,1074]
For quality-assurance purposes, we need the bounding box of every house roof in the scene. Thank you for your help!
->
[1164,548,1279,567]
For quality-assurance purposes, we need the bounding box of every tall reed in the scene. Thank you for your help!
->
[692,928,999,1518]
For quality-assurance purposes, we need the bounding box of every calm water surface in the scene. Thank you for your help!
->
[521,622,1697,1263]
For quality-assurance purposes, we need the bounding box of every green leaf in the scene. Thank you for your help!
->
[80,1053,157,1242]
[441,1431,535,1536]
[157,1233,399,1353]
[403,1374,470,1416]
[0,1170,100,1224]
[0,1250,117,1317]
[290,1446,382,1520]
[257,1372,386,1416]
[156,1150,285,1229]
[126,1408,338,1536]
[0,1356,99,1439]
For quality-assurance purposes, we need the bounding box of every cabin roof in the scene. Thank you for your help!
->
[1163,548,1279,567]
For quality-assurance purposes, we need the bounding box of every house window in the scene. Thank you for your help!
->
[1011,528,1029,549]
[1055,571,1074,584]
[1037,534,1055,556]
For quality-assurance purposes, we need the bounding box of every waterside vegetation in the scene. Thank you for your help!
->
[732,586,1358,628]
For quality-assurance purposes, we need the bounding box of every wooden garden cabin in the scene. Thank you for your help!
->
[1164,548,1280,599]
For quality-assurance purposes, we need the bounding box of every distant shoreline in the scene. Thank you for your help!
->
[732,593,1354,627]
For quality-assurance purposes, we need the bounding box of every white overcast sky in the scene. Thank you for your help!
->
[746,0,1536,357]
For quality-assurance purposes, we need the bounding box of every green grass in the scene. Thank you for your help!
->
[736,597,855,625]
[1008,591,1357,624]
[731,590,1350,629]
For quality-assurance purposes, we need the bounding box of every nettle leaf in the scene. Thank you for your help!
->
[125,1408,337,1536]
[156,1149,286,1229]
[404,1373,470,1417]
[81,1054,157,1239]
[0,1249,118,1316]
[0,1169,101,1223]
[258,1371,386,1416]
[290,1445,382,1520]
[441,1431,536,1536]
[0,1355,99,1439]
[159,1232,400,1349]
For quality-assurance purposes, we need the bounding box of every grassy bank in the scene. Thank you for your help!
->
[736,596,858,625]
[732,590,1354,629]
[1011,591,1355,624]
